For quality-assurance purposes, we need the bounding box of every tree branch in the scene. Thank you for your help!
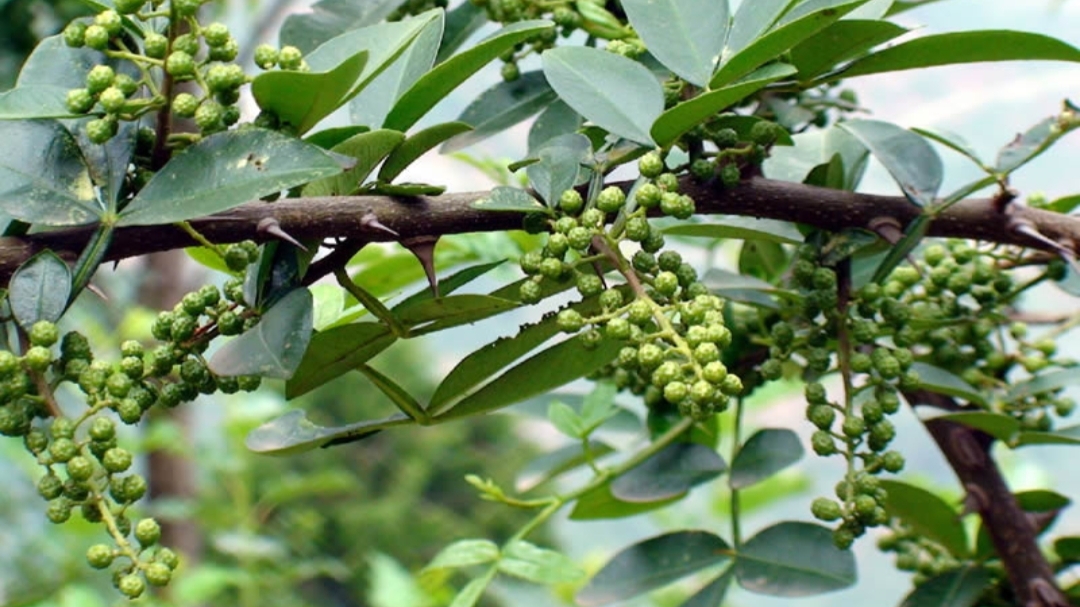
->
[905,389,1069,607]
[3,176,1078,283]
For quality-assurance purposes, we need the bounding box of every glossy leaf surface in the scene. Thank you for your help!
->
[208,288,314,379]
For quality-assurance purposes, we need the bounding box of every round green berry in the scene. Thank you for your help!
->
[86,65,115,95]
[631,250,657,274]
[567,226,593,251]
[638,152,663,178]
[170,313,197,341]
[114,0,143,13]
[38,474,63,500]
[654,271,679,297]
[882,450,905,473]
[118,574,145,599]
[102,447,133,473]
[84,24,110,50]
[559,189,583,214]
[811,430,836,455]
[719,373,742,396]
[554,216,577,234]
[808,404,835,430]
[135,517,161,547]
[500,61,520,81]
[576,273,603,298]
[195,99,225,132]
[627,299,652,325]
[86,544,114,569]
[144,33,168,59]
[713,127,738,148]
[599,288,623,310]
[51,417,75,440]
[46,499,72,523]
[145,562,172,586]
[811,497,842,522]
[557,309,584,333]
[89,416,115,442]
[547,232,569,258]
[750,120,782,146]
[24,429,48,454]
[174,0,203,16]
[625,216,650,242]
[23,345,51,371]
[833,528,855,550]
[67,456,94,482]
[95,10,122,36]
[635,182,661,208]
[49,437,78,463]
[98,86,126,113]
[66,88,95,114]
[690,158,714,181]
[63,22,87,47]
[254,44,279,69]
[841,416,866,438]
[87,117,116,143]
[656,172,679,191]
[165,51,195,77]
[605,317,631,340]
[202,22,230,47]
[596,186,626,213]
[278,45,303,70]
[637,343,664,369]
[539,257,565,280]
[663,380,688,404]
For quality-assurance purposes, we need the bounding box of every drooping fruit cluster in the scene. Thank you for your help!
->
[519,152,743,422]
[61,1,305,143]
[876,521,961,583]
[0,240,265,594]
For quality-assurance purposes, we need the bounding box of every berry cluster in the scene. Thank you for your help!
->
[0,240,263,594]
[876,521,961,583]
[520,153,743,421]
[61,1,304,143]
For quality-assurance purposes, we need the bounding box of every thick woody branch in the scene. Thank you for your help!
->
[906,389,1069,607]
[2,176,1078,282]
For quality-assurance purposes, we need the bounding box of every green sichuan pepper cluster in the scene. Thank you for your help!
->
[0,240,263,597]
[61,0,306,142]
[519,152,743,422]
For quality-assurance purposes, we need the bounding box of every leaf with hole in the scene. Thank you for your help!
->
[120,129,344,226]
[542,46,663,146]
[730,428,803,489]
[208,288,313,379]
[379,122,472,182]
[735,521,857,596]
[9,251,72,328]
[622,0,727,86]
[839,119,942,207]
[302,128,405,196]
[443,71,556,153]
[879,479,968,557]
[0,119,99,225]
[611,442,727,502]
[252,51,368,134]
[285,323,395,399]
[712,0,867,88]
[245,409,412,455]
[652,63,796,147]
[577,531,731,606]
[826,30,1080,83]
[384,20,555,132]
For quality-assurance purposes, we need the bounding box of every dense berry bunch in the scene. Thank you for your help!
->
[519,153,743,422]
[877,522,961,583]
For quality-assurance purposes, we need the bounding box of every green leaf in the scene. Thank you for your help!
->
[437,1,488,63]
[712,0,866,88]
[542,46,663,146]
[734,522,856,596]
[701,268,783,309]
[357,364,427,422]
[304,125,371,149]
[879,480,968,557]
[348,11,444,129]
[397,294,519,334]
[870,212,929,283]
[208,288,313,379]
[1048,194,1080,214]
[1006,368,1080,402]
[570,481,682,520]
[789,20,908,81]
[580,381,619,430]
[0,85,78,119]
[393,259,507,311]
[0,119,99,225]
[302,128,405,196]
[280,0,407,54]
[764,125,868,190]
[498,541,585,584]
[76,121,137,213]
[611,442,727,502]
[577,531,731,606]
[730,428,803,489]
[515,441,615,492]
[910,362,987,407]
[621,0,727,86]
[436,334,625,421]
[120,129,343,226]
[995,116,1057,175]
[931,412,1020,443]
[528,100,583,152]
[305,10,442,104]
[898,566,990,607]
[838,119,942,207]
[470,184,546,212]
[384,20,555,132]
[681,571,734,607]
[245,409,413,455]
[548,401,585,438]
[1056,537,1080,563]
[442,71,556,153]
[664,216,802,244]
[423,539,500,571]
[251,51,369,134]
[527,133,591,206]
[9,251,72,327]
[285,323,395,399]
[912,126,986,168]
[1015,424,1080,447]
[379,122,472,182]
[652,63,796,147]
[828,30,1080,83]
[723,0,794,59]
[448,572,494,607]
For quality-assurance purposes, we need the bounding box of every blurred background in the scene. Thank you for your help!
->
[1,0,1079,606]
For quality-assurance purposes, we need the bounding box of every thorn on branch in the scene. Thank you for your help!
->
[1009,217,1080,274]
[401,236,439,298]
[256,217,308,251]
[868,216,904,244]
[360,212,399,237]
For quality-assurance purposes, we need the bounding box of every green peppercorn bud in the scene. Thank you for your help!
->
[38,474,64,500]
[635,182,661,208]
[278,45,303,70]
[86,544,115,569]
[63,22,87,47]
[811,497,842,522]
[84,24,110,49]
[556,309,584,333]
[811,430,836,455]
[254,44,279,69]
[135,517,161,547]
[66,88,96,114]
[638,152,664,178]
[118,574,145,599]
[86,65,116,95]
[145,562,172,586]
[165,51,195,77]
[596,186,626,213]
[67,456,94,482]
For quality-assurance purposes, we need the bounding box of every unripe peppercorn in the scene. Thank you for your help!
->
[811,430,836,455]
[254,44,279,69]
[86,65,115,95]
[596,186,626,213]
[811,497,842,522]
[86,544,114,569]
[84,24,110,50]
[63,22,87,47]
[95,10,123,37]
[638,152,663,178]
[103,447,133,473]
[145,562,172,586]
[557,309,584,333]
[135,517,161,546]
[576,273,603,298]
[278,45,303,70]
[67,456,94,481]
[118,574,145,599]
[165,51,196,77]
[567,226,593,250]
[66,88,95,114]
